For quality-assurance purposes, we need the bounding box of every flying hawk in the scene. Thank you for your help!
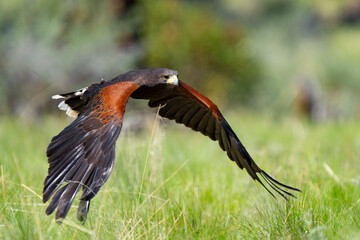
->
[43,68,300,223]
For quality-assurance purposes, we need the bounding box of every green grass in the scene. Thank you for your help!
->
[1,112,360,239]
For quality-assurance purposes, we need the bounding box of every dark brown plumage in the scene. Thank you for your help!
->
[44,68,300,223]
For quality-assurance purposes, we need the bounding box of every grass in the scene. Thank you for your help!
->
[0,111,359,239]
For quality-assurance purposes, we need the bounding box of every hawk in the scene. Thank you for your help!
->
[43,68,300,223]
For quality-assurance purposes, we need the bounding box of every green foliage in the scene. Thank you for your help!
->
[1,114,360,239]
[0,0,261,116]
[324,27,360,90]
[1,0,359,118]
[0,0,138,115]
[221,0,360,118]
[139,0,262,106]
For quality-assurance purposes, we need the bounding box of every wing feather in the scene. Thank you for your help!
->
[174,102,194,123]
[188,108,208,131]
[44,117,119,224]
[44,81,139,223]
[205,116,216,140]
[182,106,202,126]
[197,112,211,134]
[132,81,300,199]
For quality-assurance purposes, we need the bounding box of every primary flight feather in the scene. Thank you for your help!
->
[43,68,300,223]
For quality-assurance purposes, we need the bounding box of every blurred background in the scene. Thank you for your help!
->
[0,0,359,121]
[1,2,360,238]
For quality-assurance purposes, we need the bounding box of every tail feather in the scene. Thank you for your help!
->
[52,87,89,117]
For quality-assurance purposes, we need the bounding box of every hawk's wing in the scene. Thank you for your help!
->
[132,81,300,199]
[43,82,139,223]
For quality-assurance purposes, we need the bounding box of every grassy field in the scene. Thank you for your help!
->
[1,112,359,239]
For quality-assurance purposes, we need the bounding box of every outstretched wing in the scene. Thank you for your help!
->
[132,81,300,199]
[43,82,139,223]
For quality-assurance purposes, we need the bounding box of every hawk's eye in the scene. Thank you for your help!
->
[162,75,169,81]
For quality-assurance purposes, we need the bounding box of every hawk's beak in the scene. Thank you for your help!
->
[166,75,179,86]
